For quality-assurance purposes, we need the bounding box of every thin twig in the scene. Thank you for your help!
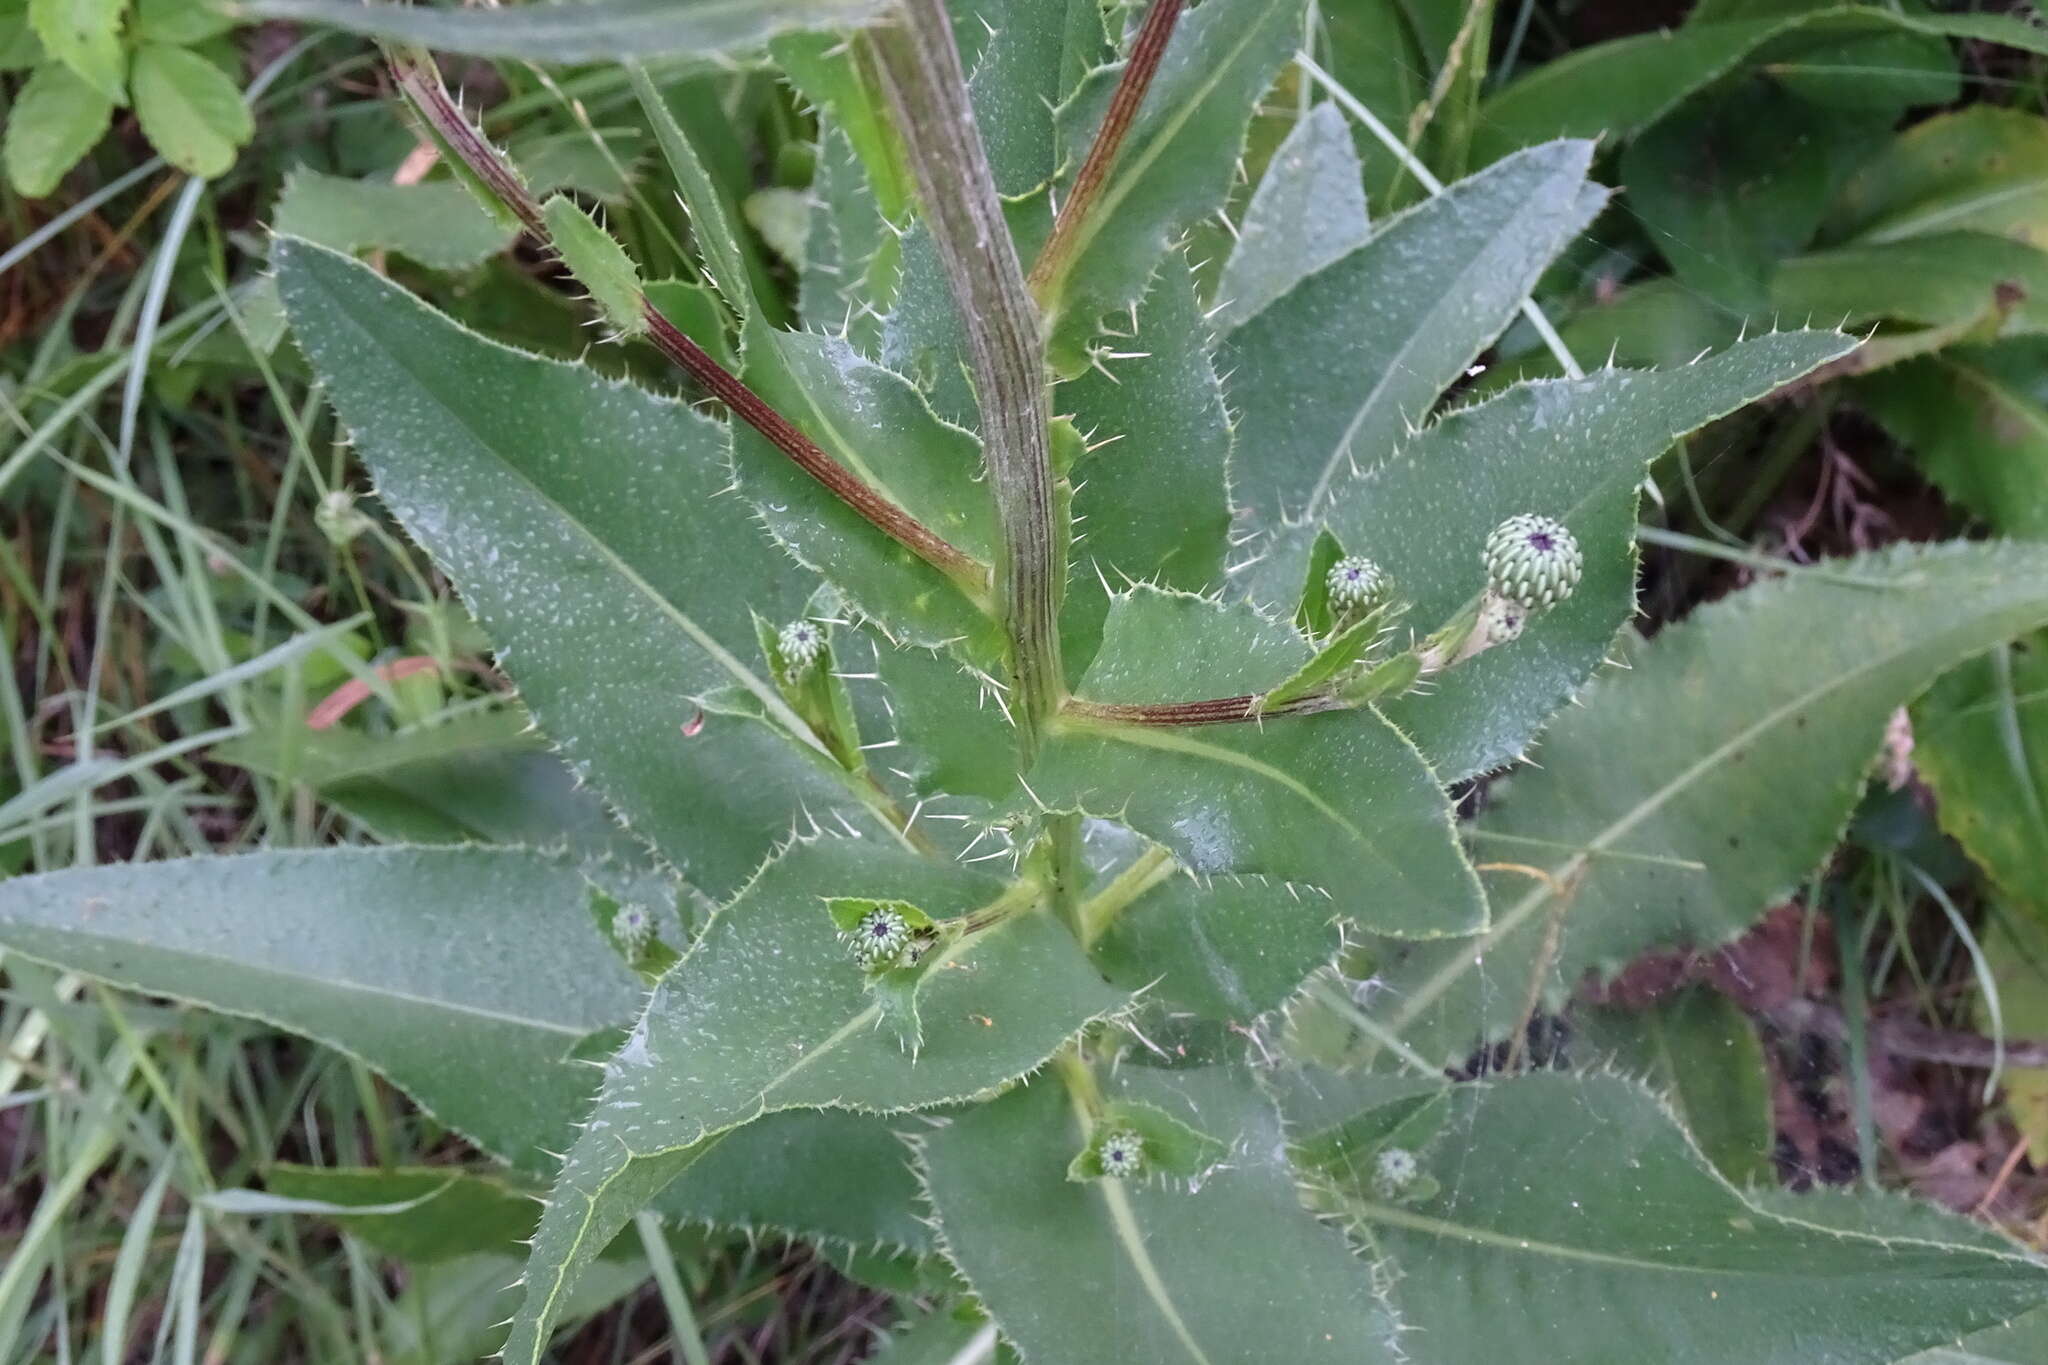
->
[1026,0,1185,299]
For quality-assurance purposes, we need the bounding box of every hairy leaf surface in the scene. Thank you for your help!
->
[0,848,640,1169]
[504,839,1123,1365]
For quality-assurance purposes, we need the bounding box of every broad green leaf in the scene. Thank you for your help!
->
[2,58,111,197]
[28,0,123,102]
[1621,75,1889,313]
[863,1306,1006,1365]
[242,0,893,61]
[1029,589,1485,939]
[1571,986,1774,1184]
[1906,1307,2048,1365]
[1220,139,1604,537]
[276,238,882,900]
[1773,233,2048,336]
[0,0,43,69]
[1210,103,1370,335]
[1859,343,2048,538]
[1827,107,2048,248]
[211,709,673,919]
[1061,251,1231,677]
[919,1065,1397,1365]
[0,848,642,1169]
[134,0,231,43]
[1311,330,1855,781]
[503,838,1124,1365]
[264,1166,542,1263]
[651,1108,934,1255]
[870,639,1018,802]
[130,42,251,179]
[1913,637,2048,925]
[1347,1073,2048,1362]
[1476,10,2048,166]
[1041,0,1304,373]
[273,167,515,273]
[1369,541,2048,1066]
[736,323,993,649]
[1092,870,1342,1020]
[644,277,737,369]
[1318,0,1430,209]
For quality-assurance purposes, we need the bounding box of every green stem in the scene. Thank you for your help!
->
[1077,843,1176,947]
[867,2,1065,761]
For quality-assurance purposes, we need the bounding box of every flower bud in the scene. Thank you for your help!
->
[845,905,911,970]
[1326,555,1391,617]
[1097,1128,1146,1179]
[1483,514,1582,612]
[778,619,826,676]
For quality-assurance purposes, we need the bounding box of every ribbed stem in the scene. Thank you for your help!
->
[868,2,1064,759]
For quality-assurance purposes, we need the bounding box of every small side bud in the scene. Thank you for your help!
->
[542,194,647,339]
[1374,1146,1419,1196]
[846,906,911,970]
[1483,514,1582,612]
[1326,555,1391,617]
[612,903,652,959]
[315,489,372,547]
[1097,1129,1146,1179]
[778,619,825,677]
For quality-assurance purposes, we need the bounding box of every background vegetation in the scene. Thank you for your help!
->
[9,0,2048,1359]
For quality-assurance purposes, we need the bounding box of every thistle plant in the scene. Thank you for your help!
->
[8,2,2048,1361]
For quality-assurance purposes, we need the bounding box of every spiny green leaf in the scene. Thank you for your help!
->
[736,323,994,649]
[1060,251,1231,678]
[1041,0,1304,373]
[920,1066,1398,1365]
[130,42,252,180]
[773,31,912,221]
[1345,1073,2048,1363]
[1030,589,1484,939]
[239,0,894,62]
[262,1166,544,1264]
[1221,139,1604,537]
[800,123,900,354]
[273,168,516,272]
[1570,986,1774,1184]
[541,195,647,339]
[1092,871,1342,1021]
[630,64,757,322]
[503,838,1124,1365]
[1297,329,1858,782]
[0,847,642,1170]
[1369,541,2048,1066]
[956,0,1075,197]
[1211,103,1370,335]
[2,58,111,197]
[276,238,882,901]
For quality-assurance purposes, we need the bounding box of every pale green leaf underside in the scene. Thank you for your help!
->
[1210,102,1370,336]
[0,847,641,1170]
[1269,329,1857,782]
[920,1066,1398,1365]
[1222,138,1603,537]
[276,238,873,900]
[1371,541,2048,1066]
[240,0,892,62]
[1092,870,1343,1021]
[1355,1074,2048,1363]
[505,838,1125,1365]
[1029,591,1484,939]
